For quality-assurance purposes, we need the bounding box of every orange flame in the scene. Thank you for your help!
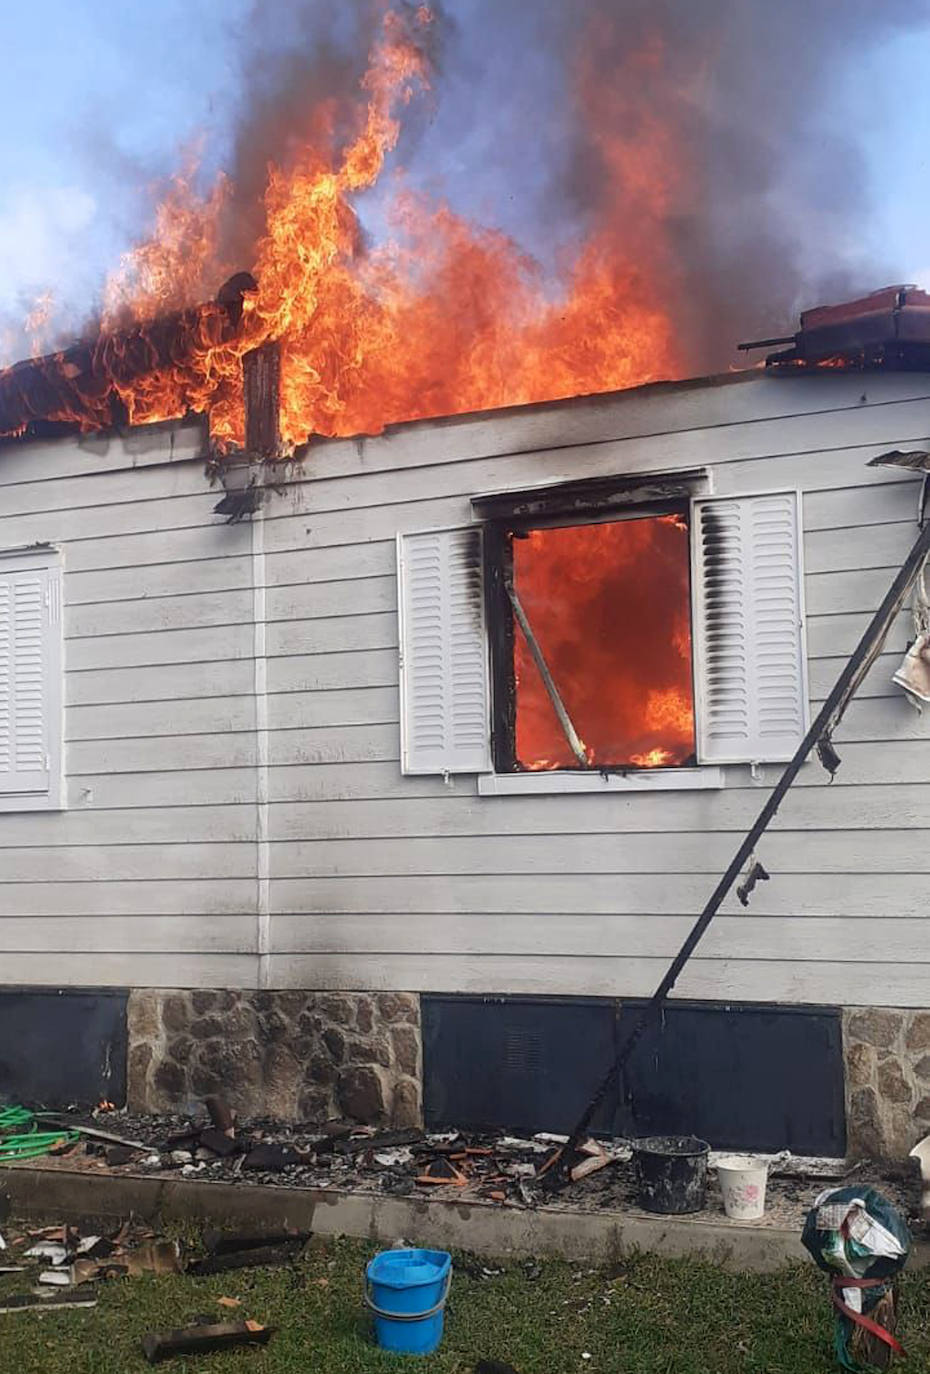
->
[513,514,694,770]
[3,9,682,447]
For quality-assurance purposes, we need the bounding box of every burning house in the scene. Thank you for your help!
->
[0,281,929,1163]
[3,2,930,1165]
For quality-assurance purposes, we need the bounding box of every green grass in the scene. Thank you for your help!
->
[0,1236,929,1374]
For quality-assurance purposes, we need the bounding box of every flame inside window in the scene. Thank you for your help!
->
[511,512,695,770]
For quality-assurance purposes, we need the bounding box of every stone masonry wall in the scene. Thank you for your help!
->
[844,1007,930,1158]
[126,989,422,1127]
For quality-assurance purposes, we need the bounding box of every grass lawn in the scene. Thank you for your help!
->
[0,1235,929,1374]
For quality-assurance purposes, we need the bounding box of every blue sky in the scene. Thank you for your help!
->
[1,2,928,364]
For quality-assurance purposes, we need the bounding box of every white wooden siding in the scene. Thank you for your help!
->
[256,370,930,1008]
[0,421,257,981]
[1,375,930,1002]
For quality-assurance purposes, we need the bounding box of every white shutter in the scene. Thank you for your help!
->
[693,492,807,764]
[0,556,62,798]
[397,526,491,775]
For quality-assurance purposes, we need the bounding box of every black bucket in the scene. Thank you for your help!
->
[632,1135,710,1214]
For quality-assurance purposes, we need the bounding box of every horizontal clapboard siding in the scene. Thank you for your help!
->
[0,420,255,987]
[1,375,930,999]
[66,660,255,707]
[255,372,930,1006]
[270,872,930,918]
[0,914,256,954]
[268,831,930,876]
[269,914,930,962]
[260,953,930,1005]
[265,782,930,838]
[0,953,257,987]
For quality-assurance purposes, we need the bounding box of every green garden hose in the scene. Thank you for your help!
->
[0,1131,78,1161]
[0,1104,79,1160]
[0,1105,34,1132]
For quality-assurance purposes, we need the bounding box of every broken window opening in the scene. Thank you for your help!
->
[487,504,697,772]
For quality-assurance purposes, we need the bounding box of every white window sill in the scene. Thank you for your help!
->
[477,767,725,796]
[0,790,64,813]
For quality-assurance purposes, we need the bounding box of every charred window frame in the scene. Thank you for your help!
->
[475,471,706,775]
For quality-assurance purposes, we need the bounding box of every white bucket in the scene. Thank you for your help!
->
[716,1155,767,1221]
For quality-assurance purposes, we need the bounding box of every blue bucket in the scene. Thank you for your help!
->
[365,1248,452,1355]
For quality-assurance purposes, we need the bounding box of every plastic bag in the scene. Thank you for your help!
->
[802,1186,911,1372]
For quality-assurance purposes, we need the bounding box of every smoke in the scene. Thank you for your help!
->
[513,0,927,369]
[3,0,929,384]
[206,0,929,374]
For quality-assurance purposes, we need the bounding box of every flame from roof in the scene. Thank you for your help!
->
[2,8,681,449]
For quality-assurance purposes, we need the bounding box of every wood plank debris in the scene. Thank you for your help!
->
[198,1128,239,1158]
[204,1228,311,1256]
[0,1290,98,1313]
[186,1240,304,1277]
[570,1142,612,1183]
[105,1145,138,1167]
[204,1095,236,1139]
[142,1320,274,1364]
[241,1143,304,1171]
[34,1114,153,1151]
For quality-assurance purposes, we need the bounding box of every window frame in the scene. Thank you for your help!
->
[395,472,807,793]
[0,543,65,814]
[484,498,697,775]
[477,469,712,785]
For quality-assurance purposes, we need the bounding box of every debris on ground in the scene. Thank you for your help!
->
[3,1099,922,1232]
[0,1289,98,1314]
[0,1214,299,1329]
[0,1217,311,1291]
[34,1110,153,1152]
[141,1319,274,1364]
[202,1228,311,1256]
[187,1240,305,1277]
[12,1221,182,1288]
[204,1094,237,1137]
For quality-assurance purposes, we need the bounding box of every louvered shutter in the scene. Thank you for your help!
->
[397,527,491,774]
[693,492,807,764]
[0,559,62,796]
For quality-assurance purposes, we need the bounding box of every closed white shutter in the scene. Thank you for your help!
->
[397,526,491,775]
[693,492,807,764]
[0,555,62,798]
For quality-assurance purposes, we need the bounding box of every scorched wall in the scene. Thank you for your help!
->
[1,369,930,1151]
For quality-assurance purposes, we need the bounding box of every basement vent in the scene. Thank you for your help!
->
[503,1028,543,1075]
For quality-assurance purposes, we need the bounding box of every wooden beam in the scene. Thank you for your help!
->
[243,342,281,459]
[503,578,589,768]
[142,1321,273,1364]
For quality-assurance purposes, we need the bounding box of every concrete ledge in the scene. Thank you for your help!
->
[3,1163,926,1273]
[0,1163,825,1272]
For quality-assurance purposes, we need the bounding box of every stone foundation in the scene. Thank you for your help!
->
[844,1007,930,1157]
[124,993,930,1156]
[126,989,422,1127]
